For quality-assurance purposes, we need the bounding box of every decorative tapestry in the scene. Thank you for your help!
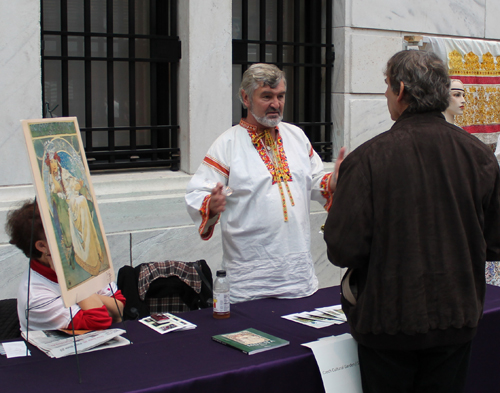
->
[426,37,500,146]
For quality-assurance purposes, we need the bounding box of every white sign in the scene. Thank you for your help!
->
[302,333,362,393]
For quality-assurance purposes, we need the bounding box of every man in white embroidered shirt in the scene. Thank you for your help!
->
[185,63,344,303]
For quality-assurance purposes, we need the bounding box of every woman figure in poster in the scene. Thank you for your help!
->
[45,151,104,276]
[6,200,125,331]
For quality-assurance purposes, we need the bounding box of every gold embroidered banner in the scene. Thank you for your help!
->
[449,50,500,135]
[425,37,500,145]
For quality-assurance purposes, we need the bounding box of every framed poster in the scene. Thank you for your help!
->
[21,117,114,307]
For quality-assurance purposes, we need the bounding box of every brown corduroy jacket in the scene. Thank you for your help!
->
[324,110,500,350]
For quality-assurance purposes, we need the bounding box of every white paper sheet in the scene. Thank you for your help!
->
[2,341,31,358]
[302,333,362,393]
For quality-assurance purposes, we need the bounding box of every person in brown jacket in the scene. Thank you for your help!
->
[324,50,500,393]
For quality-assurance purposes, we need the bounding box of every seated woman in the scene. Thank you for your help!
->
[5,200,126,332]
[443,79,465,124]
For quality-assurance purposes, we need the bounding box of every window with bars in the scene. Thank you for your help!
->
[41,0,181,171]
[232,0,334,161]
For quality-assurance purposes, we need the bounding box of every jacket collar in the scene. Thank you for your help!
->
[395,110,446,124]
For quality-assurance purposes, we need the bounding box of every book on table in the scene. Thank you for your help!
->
[212,327,289,355]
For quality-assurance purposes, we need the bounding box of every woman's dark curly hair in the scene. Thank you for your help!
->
[5,200,46,258]
[385,50,450,113]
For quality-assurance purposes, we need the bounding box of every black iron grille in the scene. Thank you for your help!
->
[41,0,181,171]
[232,0,334,161]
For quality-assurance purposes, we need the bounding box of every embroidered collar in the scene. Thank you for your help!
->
[31,259,58,283]
[239,119,288,180]
[239,118,278,141]
[239,118,260,132]
[240,119,295,221]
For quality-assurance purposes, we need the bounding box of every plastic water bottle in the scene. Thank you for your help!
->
[213,270,230,319]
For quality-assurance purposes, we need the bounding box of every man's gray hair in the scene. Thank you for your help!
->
[238,63,286,108]
[385,50,450,113]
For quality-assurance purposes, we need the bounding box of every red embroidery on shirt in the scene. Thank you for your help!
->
[240,120,292,184]
[203,155,230,178]
[320,173,334,211]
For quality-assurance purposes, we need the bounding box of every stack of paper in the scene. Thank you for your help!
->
[21,328,129,358]
[281,305,347,328]
[139,313,197,334]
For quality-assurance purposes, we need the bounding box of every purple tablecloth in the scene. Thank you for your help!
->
[466,284,500,393]
[1,285,499,393]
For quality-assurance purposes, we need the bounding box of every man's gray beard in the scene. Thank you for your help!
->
[251,110,283,128]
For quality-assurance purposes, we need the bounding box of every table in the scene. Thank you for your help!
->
[1,285,499,393]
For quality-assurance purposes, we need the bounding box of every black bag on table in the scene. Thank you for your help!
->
[117,260,213,320]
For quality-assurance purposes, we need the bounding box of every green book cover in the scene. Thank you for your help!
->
[212,328,290,355]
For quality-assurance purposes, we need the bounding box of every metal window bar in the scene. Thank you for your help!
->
[41,0,181,171]
[232,0,334,161]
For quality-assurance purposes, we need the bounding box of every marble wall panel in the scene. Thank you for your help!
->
[310,212,343,288]
[0,210,339,300]
[131,214,342,293]
[0,245,27,300]
[350,34,403,94]
[0,2,42,187]
[485,0,500,39]
[98,194,192,235]
[349,97,394,151]
[333,27,347,94]
[350,0,486,38]
[178,0,233,174]
[131,225,224,274]
[0,187,37,244]
[334,94,392,153]
[0,171,192,244]
[333,93,347,151]
[107,233,132,273]
[333,0,348,28]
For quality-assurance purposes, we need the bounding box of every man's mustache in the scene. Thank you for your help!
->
[266,108,282,115]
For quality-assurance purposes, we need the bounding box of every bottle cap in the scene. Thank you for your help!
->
[216,270,226,277]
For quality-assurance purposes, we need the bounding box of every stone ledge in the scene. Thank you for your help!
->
[0,163,335,243]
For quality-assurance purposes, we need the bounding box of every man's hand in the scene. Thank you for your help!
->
[209,182,226,218]
[329,147,346,193]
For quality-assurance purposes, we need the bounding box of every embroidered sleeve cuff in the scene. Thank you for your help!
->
[199,195,219,240]
[320,172,334,211]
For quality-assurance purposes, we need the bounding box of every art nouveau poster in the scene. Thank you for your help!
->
[21,117,114,307]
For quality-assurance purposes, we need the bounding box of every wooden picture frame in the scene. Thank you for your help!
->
[21,117,114,307]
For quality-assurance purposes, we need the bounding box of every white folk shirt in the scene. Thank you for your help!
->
[185,120,333,303]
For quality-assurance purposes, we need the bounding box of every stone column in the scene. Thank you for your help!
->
[178,0,233,174]
[0,1,42,186]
